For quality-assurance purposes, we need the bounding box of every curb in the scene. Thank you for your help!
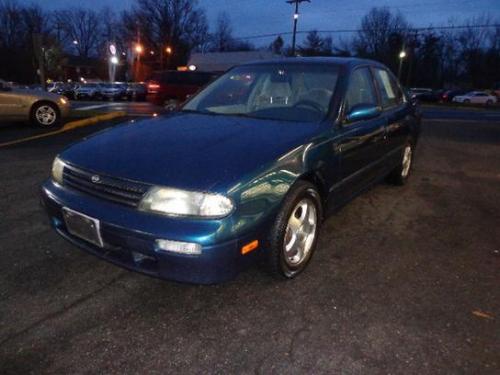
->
[0,111,127,148]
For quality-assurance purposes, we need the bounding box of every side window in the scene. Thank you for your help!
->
[345,68,378,115]
[373,69,403,108]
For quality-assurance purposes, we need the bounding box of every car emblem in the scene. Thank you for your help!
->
[91,175,101,183]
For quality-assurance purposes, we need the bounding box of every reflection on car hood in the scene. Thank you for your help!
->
[61,113,321,193]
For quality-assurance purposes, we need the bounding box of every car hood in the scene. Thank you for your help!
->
[12,89,62,101]
[61,113,321,193]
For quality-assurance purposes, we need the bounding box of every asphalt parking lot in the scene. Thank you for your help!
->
[0,107,499,373]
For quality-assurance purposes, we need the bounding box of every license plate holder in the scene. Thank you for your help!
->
[62,208,104,248]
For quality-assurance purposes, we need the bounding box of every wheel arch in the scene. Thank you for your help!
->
[296,171,329,206]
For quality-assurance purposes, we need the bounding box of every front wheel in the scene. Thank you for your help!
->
[387,142,414,185]
[31,102,60,128]
[264,181,322,279]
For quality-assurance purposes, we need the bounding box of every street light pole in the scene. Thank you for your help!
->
[287,0,310,57]
[398,48,406,81]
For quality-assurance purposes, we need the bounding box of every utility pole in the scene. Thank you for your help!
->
[287,0,310,57]
[398,44,406,82]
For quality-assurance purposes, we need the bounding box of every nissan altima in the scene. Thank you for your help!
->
[41,58,420,284]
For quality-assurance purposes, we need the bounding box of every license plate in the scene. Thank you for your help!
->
[62,208,104,248]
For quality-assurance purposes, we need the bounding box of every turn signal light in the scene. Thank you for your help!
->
[241,240,259,255]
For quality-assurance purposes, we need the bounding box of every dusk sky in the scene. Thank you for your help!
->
[26,0,500,44]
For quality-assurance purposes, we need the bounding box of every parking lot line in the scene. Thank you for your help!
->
[0,111,126,148]
[75,103,124,111]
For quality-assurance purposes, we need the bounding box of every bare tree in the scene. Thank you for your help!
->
[53,8,102,57]
[299,30,333,56]
[0,0,24,49]
[270,35,284,55]
[210,12,234,52]
[122,0,209,66]
[455,15,498,87]
[354,7,410,62]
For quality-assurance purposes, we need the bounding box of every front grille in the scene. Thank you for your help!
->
[63,165,150,207]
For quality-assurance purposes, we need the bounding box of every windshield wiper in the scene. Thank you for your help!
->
[180,109,222,116]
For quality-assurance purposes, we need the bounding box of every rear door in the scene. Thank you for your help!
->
[335,66,387,195]
[372,68,411,164]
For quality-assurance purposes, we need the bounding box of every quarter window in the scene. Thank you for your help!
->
[373,69,404,108]
[344,68,378,115]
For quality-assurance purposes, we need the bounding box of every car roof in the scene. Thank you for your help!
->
[238,57,387,70]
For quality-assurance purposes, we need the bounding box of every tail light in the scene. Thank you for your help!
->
[148,81,161,94]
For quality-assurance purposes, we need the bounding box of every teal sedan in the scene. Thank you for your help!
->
[41,58,420,284]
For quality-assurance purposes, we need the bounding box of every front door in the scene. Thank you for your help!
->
[333,67,387,198]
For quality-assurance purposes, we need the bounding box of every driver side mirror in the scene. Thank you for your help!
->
[345,104,381,123]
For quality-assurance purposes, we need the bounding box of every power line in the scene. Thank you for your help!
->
[235,23,500,41]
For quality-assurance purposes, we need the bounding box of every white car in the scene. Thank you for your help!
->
[452,91,497,105]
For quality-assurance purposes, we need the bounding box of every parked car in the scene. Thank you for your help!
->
[5,82,30,90]
[0,79,70,127]
[41,58,421,284]
[47,82,79,100]
[414,89,444,103]
[441,89,467,103]
[493,82,500,98]
[62,83,80,100]
[452,91,497,105]
[101,83,128,100]
[126,82,147,101]
[75,83,103,100]
[47,82,66,94]
[146,70,218,107]
[29,84,44,91]
[409,88,432,100]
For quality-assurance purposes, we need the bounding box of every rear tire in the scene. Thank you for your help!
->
[387,142,414,186]
[264,181,322,279]
[30,102,61,128]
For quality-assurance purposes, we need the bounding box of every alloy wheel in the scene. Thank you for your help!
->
[402,145,412,178]
[35,105,57,126]
[283,198,318,267]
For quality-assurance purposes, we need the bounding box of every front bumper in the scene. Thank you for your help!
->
[41,180,262,284]
[60,104,71,118]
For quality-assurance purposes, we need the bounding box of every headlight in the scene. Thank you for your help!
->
[51,156,66,184]
[139,187,233,218]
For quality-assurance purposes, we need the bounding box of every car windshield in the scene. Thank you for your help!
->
[183,64,339,123]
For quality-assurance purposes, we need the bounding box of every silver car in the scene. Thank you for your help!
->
[0,79,71,128]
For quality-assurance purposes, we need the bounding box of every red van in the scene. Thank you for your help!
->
[146,71,218,107]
